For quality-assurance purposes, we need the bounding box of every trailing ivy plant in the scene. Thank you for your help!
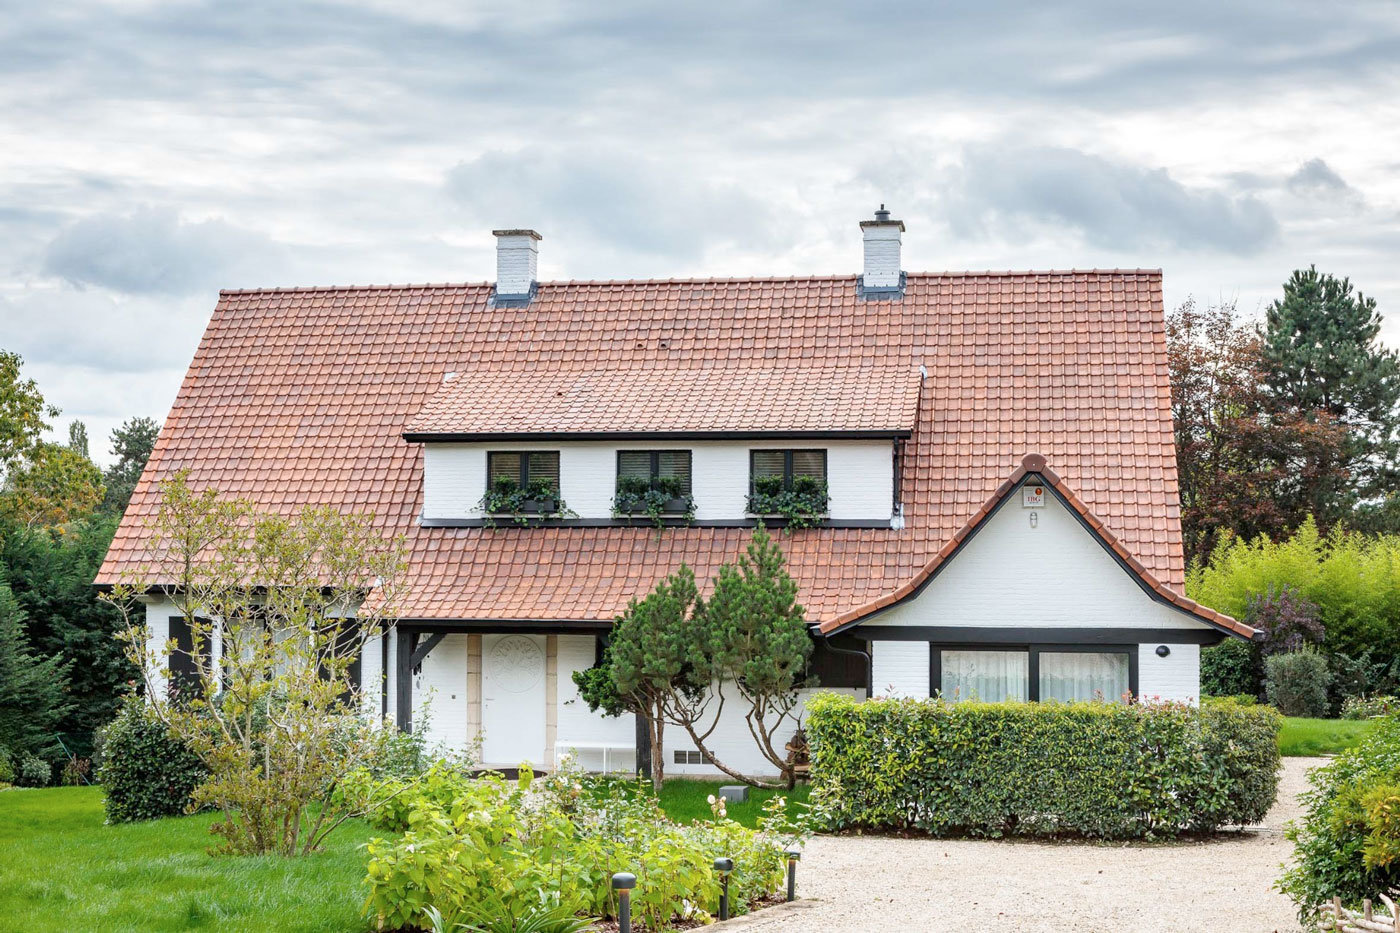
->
[478,476,574,527]
[612,475,695,530]
[746,474,828,531]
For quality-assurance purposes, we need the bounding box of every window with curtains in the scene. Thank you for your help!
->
[933,646,1135,703]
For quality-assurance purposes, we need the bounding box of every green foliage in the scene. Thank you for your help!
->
[362,758,796,932]
[478,476,573,526]
[102,416,160,516]
[1199,637,1258,698]
[747,476,829,530]
[0,745,13,784]
[612,475,695,529]
[0,349,56,476]
[1344,696,1400,720]
[97,694,205,823]
[569,644,632,719]
[1265,651,1333,717]
[1280,715,1400,918]
[426,894,596,933]
[1,513,135,742]
[18,753,51,787]
[1263,266,1400,515]
[0,570,72,760]
[0,441,105,528]
[806,693,1281,839]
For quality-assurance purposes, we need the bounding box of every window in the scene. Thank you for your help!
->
[673,749,713,765]
[617,450,692,496]
[487,451,560,491]
[750,449,827,491]
[931,645,1135,703]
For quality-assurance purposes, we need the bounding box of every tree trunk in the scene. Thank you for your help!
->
[650,707,665,790]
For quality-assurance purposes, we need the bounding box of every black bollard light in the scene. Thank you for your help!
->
[612,872,636,933]
[784,847,801,902]
[714,857,734,921]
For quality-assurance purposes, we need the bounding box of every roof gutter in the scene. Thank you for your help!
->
[403,429,913,443]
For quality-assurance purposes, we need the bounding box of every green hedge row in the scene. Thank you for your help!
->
[806,693,1281,839]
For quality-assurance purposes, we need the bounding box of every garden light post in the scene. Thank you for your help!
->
[612,872,636,933]
[714,857,734,920]
[785,847,801,902]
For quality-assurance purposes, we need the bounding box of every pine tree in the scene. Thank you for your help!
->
[102,416,160,516]
[1263,267,1400,519]
[0,570,73,760]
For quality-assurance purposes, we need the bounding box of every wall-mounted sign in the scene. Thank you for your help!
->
[1022,484,1045,508]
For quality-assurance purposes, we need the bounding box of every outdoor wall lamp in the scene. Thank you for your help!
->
[1156,645,1171,658]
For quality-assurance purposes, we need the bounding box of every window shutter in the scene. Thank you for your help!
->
[752,450,786,479]
[656,450,692,494]
[792,450,826,480]
[618,451,651,480]
[527,452,560,491]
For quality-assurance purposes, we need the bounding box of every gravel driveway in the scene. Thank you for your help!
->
[743,757,1324,933]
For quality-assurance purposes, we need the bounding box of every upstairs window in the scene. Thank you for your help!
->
[616,450,694,519]
[748,449,829,525]
[483,451,563,518]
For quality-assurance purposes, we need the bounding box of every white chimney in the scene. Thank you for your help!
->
[492,228,541,299]
[859,205,904,293]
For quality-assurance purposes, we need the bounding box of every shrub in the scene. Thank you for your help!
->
[1265,650,1332,718]
[1343,696,1400,720]
[1280,714,1400,918]
[362,758,802,931]
[1247,584,1324,655]
[1200,638,1259,698]
[97,695,205,822]
[0,745,13,785]
[18,754,51,787]
[805,693,1280,839]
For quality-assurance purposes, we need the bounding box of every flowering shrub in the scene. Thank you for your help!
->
[361,756,806,931]
[1343,695,1400,720]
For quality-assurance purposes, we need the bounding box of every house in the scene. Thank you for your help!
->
[95,208,1255,777]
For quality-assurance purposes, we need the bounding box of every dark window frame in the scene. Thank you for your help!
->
[928,643,1138,702]
[748,448,828,495]
[485,450,561,492]
[616,449,693,496]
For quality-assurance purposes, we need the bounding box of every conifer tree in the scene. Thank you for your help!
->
[0,570,72,760]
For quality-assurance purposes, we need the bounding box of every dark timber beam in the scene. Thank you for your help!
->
[395,629,449,732]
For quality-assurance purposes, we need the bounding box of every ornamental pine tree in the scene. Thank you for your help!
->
[1263,267,1400,521]
[0,570,73,760]
[698,524,813,788]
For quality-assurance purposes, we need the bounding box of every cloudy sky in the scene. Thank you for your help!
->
[3,1,1399,464]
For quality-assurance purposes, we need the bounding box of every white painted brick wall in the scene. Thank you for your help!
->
[495,233,538,296]
[862,224,902,289]
[416,633,471,752]
[871,640,929,697]
[421,439,895,521]
[1137,642,1200,704]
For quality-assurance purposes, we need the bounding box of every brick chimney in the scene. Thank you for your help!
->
[492,229,541,301]
[859,205,904,295]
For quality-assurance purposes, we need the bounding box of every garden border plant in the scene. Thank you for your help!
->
[805,693,1281,839]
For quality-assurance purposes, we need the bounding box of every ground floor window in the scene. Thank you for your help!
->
[931,644,1136,703]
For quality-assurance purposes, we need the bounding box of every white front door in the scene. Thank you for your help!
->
[481,633,547,767]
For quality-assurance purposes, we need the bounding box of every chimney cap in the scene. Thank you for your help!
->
[492,229,543,240]
[859,204,905,232]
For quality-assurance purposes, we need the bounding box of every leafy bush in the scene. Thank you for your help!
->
[746,475,828,530]
[1247,584,1324,654]
[1200,638,1259,698]
[97,694,205,822]
[18,753,51,787]
[1265,650,1332,717]
[478,476,572,526]
[362,758,803,932]
[1280,714,1400,918]
[1343,696,1400,720]
[805,693,1280,839]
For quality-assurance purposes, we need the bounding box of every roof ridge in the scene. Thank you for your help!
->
[217,268,1163,297]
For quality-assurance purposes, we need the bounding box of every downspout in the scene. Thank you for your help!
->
[819,632,873,701]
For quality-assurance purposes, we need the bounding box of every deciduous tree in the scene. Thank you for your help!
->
[0,350,56,478]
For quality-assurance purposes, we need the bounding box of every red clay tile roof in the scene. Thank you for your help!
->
[404,366,921,438]
[96,271,1238,633]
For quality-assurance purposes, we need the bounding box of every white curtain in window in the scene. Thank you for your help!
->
[941,650,1028,702]
[1038,652,1130,703]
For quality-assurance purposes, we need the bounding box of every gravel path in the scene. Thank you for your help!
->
[743,757,1325,933]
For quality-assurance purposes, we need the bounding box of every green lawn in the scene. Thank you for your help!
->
[655,777,811,827]
[1278,716,1377,756]
[0,787,376,933]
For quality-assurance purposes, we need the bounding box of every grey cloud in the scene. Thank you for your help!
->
[944,145,1280,256]
[445,149,773,261]
[1286,158,1358,198]
[42,207,286,295]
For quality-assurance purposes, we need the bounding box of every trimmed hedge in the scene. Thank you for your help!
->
[806,693,1281,839]
[97,695,205,823]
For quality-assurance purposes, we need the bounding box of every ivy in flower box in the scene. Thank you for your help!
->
[747,474,829,530]
[613,475,695,528]
[478,476,572,526]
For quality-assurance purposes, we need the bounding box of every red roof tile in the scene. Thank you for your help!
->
[96,271,1234,632]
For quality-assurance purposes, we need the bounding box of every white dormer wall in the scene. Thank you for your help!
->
[420,439,896,522]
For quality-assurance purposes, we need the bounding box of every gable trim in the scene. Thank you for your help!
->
[817,453,1255,641]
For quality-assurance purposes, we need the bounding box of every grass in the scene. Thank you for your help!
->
[1279,716,1377,756]
[0,786,376,932]
[654,777,811,827]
